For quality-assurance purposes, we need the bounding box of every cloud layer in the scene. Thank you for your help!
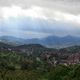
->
[0,0,80,38]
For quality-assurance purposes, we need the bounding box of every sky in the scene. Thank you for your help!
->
[0,0,80,39]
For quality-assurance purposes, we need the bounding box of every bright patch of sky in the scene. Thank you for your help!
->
[0,5,80,25]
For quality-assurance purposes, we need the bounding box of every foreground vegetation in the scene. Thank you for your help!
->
[0,64,80,80]
[0,46,80,80]
[0,50,80,80]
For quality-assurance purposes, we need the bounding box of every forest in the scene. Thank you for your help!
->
[0,44,80,80]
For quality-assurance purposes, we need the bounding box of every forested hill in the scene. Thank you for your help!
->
[0,43,80,80]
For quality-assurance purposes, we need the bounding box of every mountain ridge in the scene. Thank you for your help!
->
[0,35,80,48]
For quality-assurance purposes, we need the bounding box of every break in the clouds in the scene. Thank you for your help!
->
[0,0,80,38]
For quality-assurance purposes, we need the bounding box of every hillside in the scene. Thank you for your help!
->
[0,43,80,80]
[0,35,80,48]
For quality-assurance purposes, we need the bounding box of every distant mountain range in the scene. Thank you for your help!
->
[0,35,80,48]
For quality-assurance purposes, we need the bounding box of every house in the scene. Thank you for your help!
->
[67,53,80,64]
